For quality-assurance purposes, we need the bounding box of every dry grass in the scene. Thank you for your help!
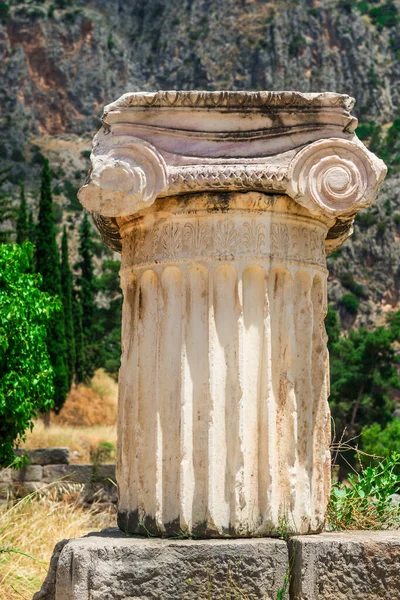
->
[19,369,118,463]
[20,422,117,464]
[0,488,115,600]
[53,369,118,427]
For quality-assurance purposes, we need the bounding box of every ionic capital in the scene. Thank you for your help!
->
[78,91,386,252]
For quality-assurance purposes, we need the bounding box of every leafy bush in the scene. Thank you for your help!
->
[377,221,387,235]
[329,321,399,445]
[341,272,365,297]
[0,1,9,21]
[341,293,359,314]
[362,420,400,461]
[325,305,341,350]
[288,35,307,58]
[63,180,81,211]
[90,440,115,464]
[328,454,400,530]
[369,2,399,28]
[0,243,58,466]
[356,210,378,229]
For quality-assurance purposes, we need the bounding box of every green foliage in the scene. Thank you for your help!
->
[77,213,97,380]
[0,2,9,22]
[325,305,341,351]
[94,259,122,377]
[329,323,399,445]
[61,227,76,389]
[72,290,85,384]
[341,293,359,314]
[27,210,35,245]
[377,220,387,235]
[16,183,27,245]
[107,33,115,51]
[362,420,400,461]
[0,167,17,243]
[288,34,306,58]
[328,454,400,530]
[11,148,25,163]
[36,159,68,412]
[359,117,400,174]
[384,198,392,215]
[356,210,378,229]
[341,272,365,297]
[369,1,399,28]
[90,441,115,465]
[63,180,82,211]
[0,243,57,466]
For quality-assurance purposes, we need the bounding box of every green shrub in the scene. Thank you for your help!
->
[329,249,342,260]
[369,2,399,28]
[356,210,377,229]
[341,272,365,297]
[0,143,8,159]
[288,35,307,58]
[393,214,400,226]
[0,243,58,466]
[91,441,115,465]
[362,420,400,461]
[328,454,400,529]
[377,221,387,235]
[341,293,359,315]
[0,1,9,21]
[11,148,25,163]
[107,33,114,51]
[63,180,81,211]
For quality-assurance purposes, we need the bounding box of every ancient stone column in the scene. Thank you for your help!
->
[79,91,386,536]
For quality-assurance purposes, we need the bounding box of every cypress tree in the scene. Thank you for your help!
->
[72,289,85,384]
[61,226,76,389]
[0,167,17,243]
[77,212,97,379]
[16,183,27,244]
[27,210,35,244]
[36,159,68,412]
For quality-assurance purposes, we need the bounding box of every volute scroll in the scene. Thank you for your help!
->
[286,138,387,219]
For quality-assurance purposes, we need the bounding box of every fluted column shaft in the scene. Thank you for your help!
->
[117,192,331,536]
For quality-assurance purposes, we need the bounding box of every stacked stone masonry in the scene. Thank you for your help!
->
[0,448,116,503]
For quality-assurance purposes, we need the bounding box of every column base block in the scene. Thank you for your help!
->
[33,529,400,600]
[33,528,288,600]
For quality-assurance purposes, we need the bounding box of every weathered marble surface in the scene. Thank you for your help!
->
[78,90,386,254]
[78,90,386,537]
[116,192,331,536]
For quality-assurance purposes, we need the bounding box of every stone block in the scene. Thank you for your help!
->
[289,531,400,599]
[33,528,289,600]
[0,468,11,484]
[11,465,43,482]
[29,447,70,465]
[43,465,93,484]
[94,464,116,482]
[14,481,46,496]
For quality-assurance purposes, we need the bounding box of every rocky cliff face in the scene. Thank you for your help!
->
[1,0,399,326]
